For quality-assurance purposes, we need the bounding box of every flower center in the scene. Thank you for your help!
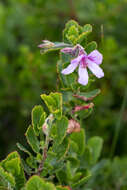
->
[80,56,88,68]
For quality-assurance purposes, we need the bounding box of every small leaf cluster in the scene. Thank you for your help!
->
[63,20,96,51]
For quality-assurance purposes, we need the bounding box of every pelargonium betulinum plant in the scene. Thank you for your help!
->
[0,20,104,190]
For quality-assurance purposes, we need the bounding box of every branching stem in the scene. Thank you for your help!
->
[37,135,50,176]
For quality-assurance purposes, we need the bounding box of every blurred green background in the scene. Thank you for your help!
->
[0,0,127,189]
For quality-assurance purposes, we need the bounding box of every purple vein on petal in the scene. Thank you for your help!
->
[88,50,103,65]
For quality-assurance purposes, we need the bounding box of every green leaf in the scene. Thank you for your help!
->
[83,24,92,33]
[1,151,19,164]
[63,20,81,44]
[55,116,68,144]
[67,157,79,170]
[71,172,82,182]
[41,92,62,119]
[0,152,26,190]
[75,108,94,120]
[53,138,70,161]
[85,41,97,54]
[60,52,73,64]
[57,61,78,90]
[0,166,15,188]
[81,146,92,167]
[59,61,78,90]
[87,136,103,164]
[72,171,91,188]
[57,60,68,88]
[69,140,78,154]
[21,159,33,175]
[66,25,79,44]
[70,129,85,155]
[45,151,64,174]
[67,25,79,37]
[75,24,92,45]
[25,125,40,153]
[65,157,80,180]
[75,32,87,46]
[56,170,67,184]
[66,72,77,91]
[26,156,37,169]
[64,20,80,30]
[66,161,72,180]
[25,175,56,190]
[76,89,101,101]
[3,159,20,182]
[61,91,74,103]
[17,143,32,157]
[32,105,46,135]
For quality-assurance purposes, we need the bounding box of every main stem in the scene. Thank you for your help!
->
[37,135,50,176]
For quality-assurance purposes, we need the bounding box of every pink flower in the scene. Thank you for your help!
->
[61,47,104,86]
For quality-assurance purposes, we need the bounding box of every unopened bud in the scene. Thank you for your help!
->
[76,44,86,55]
[42,123,48,136]
[42,114,54,136]
[61,44,85,57]
[61,47,74,54]
[72,103,94,113]
[38,40,54,48]
[67,119,80,134]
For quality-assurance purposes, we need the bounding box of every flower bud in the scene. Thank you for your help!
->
[61,44,85,57]
[61,47,74,54]
[72,103,94,113]
[42,123,49,136]
[67,119,80,134]
[42,114,54,136]
[38,40,54,48]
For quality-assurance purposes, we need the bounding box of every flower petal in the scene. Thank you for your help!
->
[78,65,88,85]
[61,62,78,75]
[61,54,85,75]
[71,54,84,65]
[88,50,103,65]
[87,60,104,78]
